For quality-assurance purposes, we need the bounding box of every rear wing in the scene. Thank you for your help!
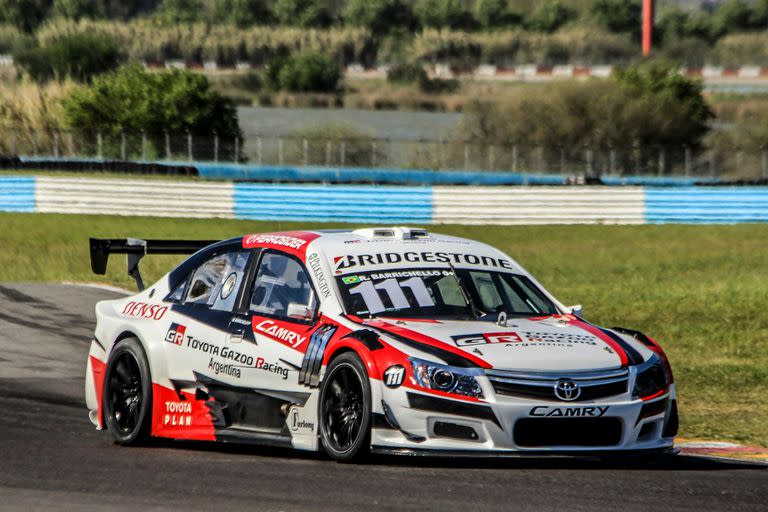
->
[89,238,218,291]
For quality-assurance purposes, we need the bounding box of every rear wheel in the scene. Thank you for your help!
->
[103,338,152,445]
[318,352,371,462]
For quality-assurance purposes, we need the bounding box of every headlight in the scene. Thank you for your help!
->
[633,357,670,400]
[409,357,484,399]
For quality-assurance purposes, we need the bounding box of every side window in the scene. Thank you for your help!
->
[250,252,315,320]
[184,251,250,311]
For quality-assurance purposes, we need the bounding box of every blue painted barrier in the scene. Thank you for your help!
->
[0,176,35,212]
[197,163,567,186]
[645,187,768,223]
[234,183,433,224]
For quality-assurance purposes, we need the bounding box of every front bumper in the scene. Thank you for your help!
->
[371,383,677,454]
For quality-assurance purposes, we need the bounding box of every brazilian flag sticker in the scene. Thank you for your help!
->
[342,276,361,284]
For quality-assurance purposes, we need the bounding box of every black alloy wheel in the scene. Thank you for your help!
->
[103,337,152,445]
[319,352,371,462]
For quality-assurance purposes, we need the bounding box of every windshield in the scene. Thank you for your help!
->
[335,267,559,320]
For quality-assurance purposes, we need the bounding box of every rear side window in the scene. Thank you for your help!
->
[184,251,250,310]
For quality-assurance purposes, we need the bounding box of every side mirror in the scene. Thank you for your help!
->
[568,305,583,317]
[287,303,313,322]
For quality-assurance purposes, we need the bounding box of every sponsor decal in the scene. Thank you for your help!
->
[289,408,315,432]
[164,323,186,345]
[230,317,251,326]
[255,357,289,380]
[383,365,405,388]
[452,332,523,347]
[307,253,331,299]
[255,319,307,348]
[181,332,254,368]
[529,406,610,417]
[332,252,515,274]
[164,400,192,426]
[243,234,307,250]
[121,301,168,320]
[208,358,242,378]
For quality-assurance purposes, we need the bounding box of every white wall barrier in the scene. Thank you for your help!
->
[432,186,645,225]
[35,177,234,219]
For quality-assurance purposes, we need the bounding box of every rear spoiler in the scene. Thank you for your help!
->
[89,238,218,291]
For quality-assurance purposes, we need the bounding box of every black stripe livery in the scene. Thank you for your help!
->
[299,324,337,387]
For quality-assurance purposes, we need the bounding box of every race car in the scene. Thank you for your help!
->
[85,227,678,461]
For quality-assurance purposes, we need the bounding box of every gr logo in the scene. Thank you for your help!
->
[164,323,186,345]
[383,365,405,388]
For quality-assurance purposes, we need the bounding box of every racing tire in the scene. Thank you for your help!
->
[103,337,153,445]
[318,352,372,462]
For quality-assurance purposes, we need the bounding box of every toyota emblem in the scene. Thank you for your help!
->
[554,379,581,401]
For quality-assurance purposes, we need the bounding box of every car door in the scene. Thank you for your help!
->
[163,247,252,387]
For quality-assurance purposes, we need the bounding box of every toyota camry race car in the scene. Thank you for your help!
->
[85,227,678,461]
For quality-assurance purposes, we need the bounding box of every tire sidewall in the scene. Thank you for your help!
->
[103,337,153,445]
[318,352,372,462]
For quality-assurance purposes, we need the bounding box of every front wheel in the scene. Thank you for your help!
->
[318,352,372,462]
[103,337,153,445]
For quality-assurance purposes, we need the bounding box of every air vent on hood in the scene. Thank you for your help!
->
[351,227,430,240]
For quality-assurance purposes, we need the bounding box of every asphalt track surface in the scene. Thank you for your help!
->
[0,283,765,511]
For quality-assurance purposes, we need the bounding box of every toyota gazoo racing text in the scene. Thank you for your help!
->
[85,227,678,461]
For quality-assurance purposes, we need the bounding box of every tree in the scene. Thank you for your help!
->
[613,64,712,147]
[273,0,332,28]
[525,1,575,33]
[0,0,52,32]
[474,0,521,30]
[100,0,143,20]
[51,0,101,20]
[342,0,416,35]
[63,64,241,140]
[15,32,123,82]
[589,0,641,36]
[207,0,273,27]
[657,5,715,44]
[156,0,202,24]
[414,0,471,30]
[711,0,754,38]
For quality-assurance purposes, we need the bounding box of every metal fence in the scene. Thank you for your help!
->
[2,127,768,179]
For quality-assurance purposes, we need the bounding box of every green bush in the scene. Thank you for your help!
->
[386,61,427,85]
[63,64,241,148]
[265,52,340,92]
[15,31,124,82]
[458,64,712,152]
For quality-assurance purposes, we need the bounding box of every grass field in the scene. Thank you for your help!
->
[0,212,766,447]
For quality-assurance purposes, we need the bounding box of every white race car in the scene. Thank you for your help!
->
[85,227,677,461]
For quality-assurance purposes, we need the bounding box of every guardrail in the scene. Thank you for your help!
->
[2,175,767,224]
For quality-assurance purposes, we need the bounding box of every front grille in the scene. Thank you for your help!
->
[514,418,623,447]
[486,368,629,402]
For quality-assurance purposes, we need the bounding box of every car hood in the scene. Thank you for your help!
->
[365,316,642,372]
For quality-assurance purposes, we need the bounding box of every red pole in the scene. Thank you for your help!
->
[642,0,654,57]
